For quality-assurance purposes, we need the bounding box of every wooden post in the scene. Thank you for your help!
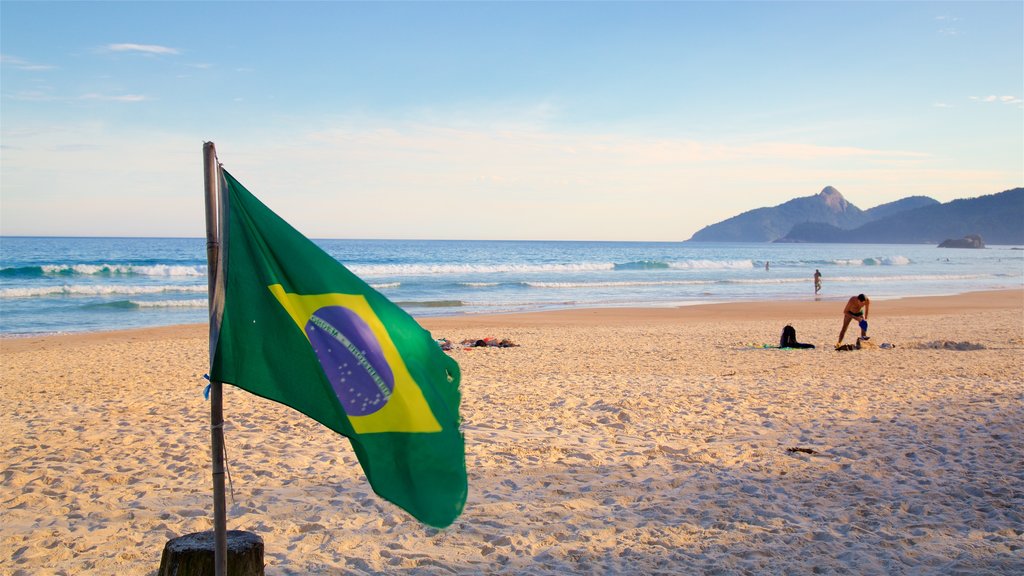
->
[161,143,263,576]
[204,142,228,576]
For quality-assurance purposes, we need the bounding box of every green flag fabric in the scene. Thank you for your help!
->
[210,169,466,528]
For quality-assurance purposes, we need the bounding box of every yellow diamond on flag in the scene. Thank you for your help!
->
[269,284,442,434]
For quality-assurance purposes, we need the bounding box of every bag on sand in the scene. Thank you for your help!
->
[780,325,815,349]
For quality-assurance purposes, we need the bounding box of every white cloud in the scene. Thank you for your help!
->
[935,15,961,36]
[79,93,149,102]
[106,43,180,55]
[0,54,55,71]
[1,118,1019,240]
[970,95,1023,105]
[6,90,149,103]
[7,91,58,101]
[194,123,955,240]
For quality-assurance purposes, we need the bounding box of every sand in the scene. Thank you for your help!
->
[1,290,1022,575]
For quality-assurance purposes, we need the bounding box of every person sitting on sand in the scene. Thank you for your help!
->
[837,294,870,347]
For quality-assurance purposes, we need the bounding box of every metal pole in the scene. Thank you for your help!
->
[203,142,228,576]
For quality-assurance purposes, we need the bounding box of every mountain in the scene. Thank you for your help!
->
[687,186,905,242]
[863,196,940,220]
[778,188,1024,245]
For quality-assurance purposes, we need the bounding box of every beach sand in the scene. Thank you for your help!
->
[2,290,1022,575]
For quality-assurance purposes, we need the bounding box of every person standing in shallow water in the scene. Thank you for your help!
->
[814,269,822,294]
[837,294,870,346]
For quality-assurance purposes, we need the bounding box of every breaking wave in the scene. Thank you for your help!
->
[1,264,206,277]
[1,284,207,298]
[393,300,464,308]
[348,262,615,276]
[348,258,757,276]
[526,280,710,289]
[833,256,911,266]
[85,299,208,309]
[668,259,755,270]
[614,260,670,271]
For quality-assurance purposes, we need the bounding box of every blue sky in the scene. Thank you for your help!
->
[2,1,1021,241]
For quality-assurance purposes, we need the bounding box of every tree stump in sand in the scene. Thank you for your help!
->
[158,530,264,576]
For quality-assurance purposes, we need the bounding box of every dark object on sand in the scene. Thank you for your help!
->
[786,447,818,455]
[779,325,815,349]
[159,530,264,576]
[462,337,519,348]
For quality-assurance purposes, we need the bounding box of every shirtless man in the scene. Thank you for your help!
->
[837,293,870,346]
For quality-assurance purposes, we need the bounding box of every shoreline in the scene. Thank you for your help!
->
[422,288,1023,329]
[3,289,1020,352]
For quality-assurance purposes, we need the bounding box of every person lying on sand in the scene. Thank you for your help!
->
[461,337,519,348]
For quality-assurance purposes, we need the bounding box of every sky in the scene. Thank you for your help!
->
[1,1,1021,241]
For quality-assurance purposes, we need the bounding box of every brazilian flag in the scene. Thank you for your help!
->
[209,169,466,528]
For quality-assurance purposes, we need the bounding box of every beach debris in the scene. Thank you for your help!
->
[856,338,877,350]
[787,447,818,455]
[461,337,519,348]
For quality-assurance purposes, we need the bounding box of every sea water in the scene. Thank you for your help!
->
[1,236,1021,336]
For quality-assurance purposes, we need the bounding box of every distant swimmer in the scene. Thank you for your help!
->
[837,294,870,347]
[765,261,770,271]
[814,269,822,294]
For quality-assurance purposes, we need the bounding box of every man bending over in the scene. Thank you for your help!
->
[838,293,870,347]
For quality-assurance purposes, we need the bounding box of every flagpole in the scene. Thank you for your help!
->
[203,141,228,576]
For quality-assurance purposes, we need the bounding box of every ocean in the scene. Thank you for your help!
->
[1,236,1021,337]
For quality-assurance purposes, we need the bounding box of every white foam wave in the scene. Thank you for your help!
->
[1,284,208,298]
[525,273,991,289]
[668,259,755,270]
[824,274,990,283]
[348,262,616,276]
[461,282,501,287]
[723,278,809,285]
[131,299,207,308]
[832,256,911,266]
[369,282,401,289]
[348,259,759,276]
[526,280,709,289]
[467,299,578,308]
[39,264,206,276]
